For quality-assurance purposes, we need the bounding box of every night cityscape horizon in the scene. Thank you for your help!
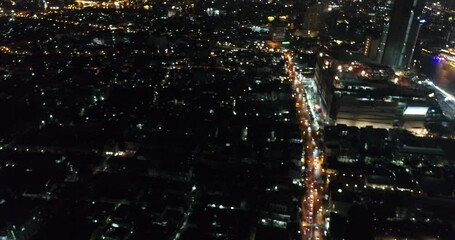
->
[1,0,455,240]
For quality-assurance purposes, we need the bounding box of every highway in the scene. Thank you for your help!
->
[422,79,455,119]
[284,51,327,240]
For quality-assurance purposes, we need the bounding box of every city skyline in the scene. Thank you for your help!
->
[0,1,454,240]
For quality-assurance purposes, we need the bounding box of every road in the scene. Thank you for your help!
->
[421,79,455,119]
[284,51,327,240]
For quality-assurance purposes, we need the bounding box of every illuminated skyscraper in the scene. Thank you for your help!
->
[381,0,425,68]
[38,0,47,11]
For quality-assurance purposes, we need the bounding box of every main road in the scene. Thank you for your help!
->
[284,50,327,240]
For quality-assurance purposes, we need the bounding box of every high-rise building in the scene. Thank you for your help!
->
[270,26,287,42]
[381,0,425,69]
[269,17,288,42]
[444,0,455,10]
[363,35,381,61]
[449,25,455,43]
[302,2,328,37]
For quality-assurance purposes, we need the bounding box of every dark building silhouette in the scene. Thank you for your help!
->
[445,0,455,10]
[302,2,328,37]
[381,0,425,68]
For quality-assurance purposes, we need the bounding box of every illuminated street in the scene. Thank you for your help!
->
[284,51,327,240]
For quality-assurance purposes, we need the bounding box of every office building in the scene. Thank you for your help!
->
[381,0,425,68]
[363,35,381,62]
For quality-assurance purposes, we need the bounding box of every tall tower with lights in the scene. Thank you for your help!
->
[381,0,425,69]
[38,0,48,11]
